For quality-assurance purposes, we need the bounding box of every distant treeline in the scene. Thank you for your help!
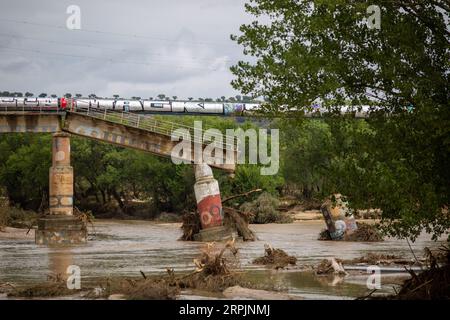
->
[0,91,259,103]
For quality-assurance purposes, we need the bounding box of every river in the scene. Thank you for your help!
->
[0,220,445,299]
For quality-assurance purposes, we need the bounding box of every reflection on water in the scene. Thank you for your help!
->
[0,220,445,299]
[48,249,74,280]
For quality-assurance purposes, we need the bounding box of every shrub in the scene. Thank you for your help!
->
[240,192,292,224]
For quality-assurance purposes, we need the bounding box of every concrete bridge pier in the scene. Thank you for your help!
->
[193,164,234,241]
[36,132,87,245]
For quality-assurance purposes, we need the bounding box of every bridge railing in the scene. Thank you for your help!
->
[0,104,62,114]
[68,105,239,152]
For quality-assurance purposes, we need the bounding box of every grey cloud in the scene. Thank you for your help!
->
[0,0,252,98]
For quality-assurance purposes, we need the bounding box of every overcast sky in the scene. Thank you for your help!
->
[0,0,253,99]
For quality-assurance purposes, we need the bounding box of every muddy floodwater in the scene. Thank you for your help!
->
[0,220,446,299]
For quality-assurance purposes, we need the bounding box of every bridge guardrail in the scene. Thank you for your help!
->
[68,105,239,152]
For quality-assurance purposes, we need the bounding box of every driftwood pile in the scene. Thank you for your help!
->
[252,244,297,269]
[180,189,259,241]
[318,222,383,242]
[392,246,450,300]
[315,258,347,275]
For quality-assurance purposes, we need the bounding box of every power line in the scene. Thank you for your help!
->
[0,17,238,48]
[0,32,231,65]
[0,46,229,71]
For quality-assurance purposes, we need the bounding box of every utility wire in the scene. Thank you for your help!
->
[0,17,238,48]
[0,32,234,65]
[0,46,229,71]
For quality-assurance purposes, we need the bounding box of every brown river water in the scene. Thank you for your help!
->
[0,220,446,299]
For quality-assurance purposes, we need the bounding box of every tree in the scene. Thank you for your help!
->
[149,97,153,100]
[221,96,226,101]
[113,94,119,99]
[38,93,47,98]
[88,94,96,98]
[14,92,23,97]
[172,96,177,100]
[50,94,57,98]
[278,119,333,199]
[25,92,34,97]
[64,93,72,98]
[188,97,193,101]
[157,94,166,100]
[75,94,82,98]
[231,1,450,240]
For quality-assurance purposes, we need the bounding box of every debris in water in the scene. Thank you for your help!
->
[223,207,256,241]
[318,222,383,242]
[8,274,79,298]
[94,276,179,300]
[252,244,297,269]
[369,246,450,300]
[315,258,347,275]
[343,252,417,266]
[180,211,201,241]
[180,207,256,242]
[222,285,302,300]
[172,239,251,291]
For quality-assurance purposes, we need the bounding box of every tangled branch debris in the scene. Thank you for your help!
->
[371,246,450,300]
[222,189,263,204]
[8,274,79,298]
[180,207,255,241]
[316,258,347,275]
[252,244,297,269]
[223,207,256,241]
[97,276,179,300]
[172,239,251,291]
[180,211,201,241]
[318,222,384,242]
[343,253,417,266]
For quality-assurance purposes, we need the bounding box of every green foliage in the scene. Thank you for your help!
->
[0,114,285,218]
[240,192,291,224]
[230,164,283,197]
[0,134,51,210]
[277,119,332,199]
[232,1,450,240]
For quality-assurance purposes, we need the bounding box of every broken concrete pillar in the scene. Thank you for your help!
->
[36,132,87,245]
[320,194,357,240]
[193,164,233,241]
